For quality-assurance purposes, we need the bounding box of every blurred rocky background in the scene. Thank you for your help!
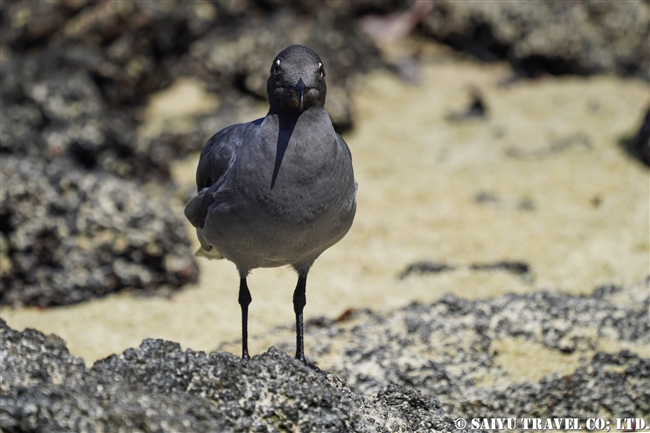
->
[1,1,649,430]
[1,0,388,306]
[2,0,649,306]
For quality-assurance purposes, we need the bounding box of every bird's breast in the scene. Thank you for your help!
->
[233,136,353,223]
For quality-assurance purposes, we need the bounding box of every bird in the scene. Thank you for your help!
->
[184,45,357,363]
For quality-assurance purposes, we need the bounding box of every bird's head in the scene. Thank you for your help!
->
[267,45,327,115]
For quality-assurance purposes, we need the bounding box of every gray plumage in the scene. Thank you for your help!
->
[184,45,357,362]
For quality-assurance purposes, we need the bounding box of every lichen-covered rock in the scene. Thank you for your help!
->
[1,1,382,144]
[0,49,179,180]
[421,0,649,79]
[0,321,86,394]
[0,157,198,306]
[245,279,650,419]
[459,351,649,419]
[0,319,474,433]
[184,6,382,134]
[1,281,648,431]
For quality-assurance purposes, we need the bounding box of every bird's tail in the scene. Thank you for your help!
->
[195,247,224,260]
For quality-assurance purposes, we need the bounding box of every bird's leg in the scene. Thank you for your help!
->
[292,274,308,363]
[238,277,252,359]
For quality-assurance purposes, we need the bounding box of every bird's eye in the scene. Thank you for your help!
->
[317,63,325,78]
[273,59,281,75]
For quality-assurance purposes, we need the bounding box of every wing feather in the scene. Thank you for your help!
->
[184,121,259,229]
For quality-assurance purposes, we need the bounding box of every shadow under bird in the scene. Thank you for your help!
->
[184,45,357,363]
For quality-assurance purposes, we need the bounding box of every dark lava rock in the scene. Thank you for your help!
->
[0,156,198,306]
[0,319,474,433]
[399,262,455,280]
[620,106,650,168]
[0,49,178,180]
[399,260,533,283]
[1,280,647,430]
[458,350,649,419]
[468,261,533,283]
[247,279,650,420]
[445,90,488,122]
[420,0,649,79]
[506,133,592,160]
[2,1,382,141]
[178,5,382,135]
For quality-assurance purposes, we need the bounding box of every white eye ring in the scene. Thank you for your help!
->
[317,62,324,77]
[273,59,281,75]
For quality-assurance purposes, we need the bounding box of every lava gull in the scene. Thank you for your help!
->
[185,45,357,363]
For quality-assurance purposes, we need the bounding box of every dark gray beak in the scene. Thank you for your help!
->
[294,78,306,110]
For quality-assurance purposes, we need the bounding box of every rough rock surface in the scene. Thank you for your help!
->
[0,319,472,433]
[0,157,197,306]
[420,0,649,79]
[1,1,382,139]
[2,280,648,431]
[241,279,650,419]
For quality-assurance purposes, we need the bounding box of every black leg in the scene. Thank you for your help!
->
[293,274,307,363]
[238,277,252,359]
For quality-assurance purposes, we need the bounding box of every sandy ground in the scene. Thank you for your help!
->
[2,41,648,366]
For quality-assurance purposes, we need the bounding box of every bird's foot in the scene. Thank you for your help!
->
[303,360,324,373]
[295,353,323,372]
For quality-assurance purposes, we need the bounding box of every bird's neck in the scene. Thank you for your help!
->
[268,106,326,122]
